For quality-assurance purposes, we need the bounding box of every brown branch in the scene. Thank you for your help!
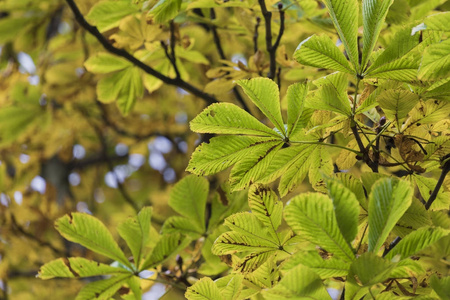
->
[209,8,251,113]
[64,0,218,105]
[258,1,285,79]
[253,17,261,53]
[382,237,402,257]
[425,155,450,210]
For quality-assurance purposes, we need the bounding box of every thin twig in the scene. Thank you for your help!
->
[64,0,218,105]
[258,1,285,79]
[253,17,261,53]
[92,125,140,212]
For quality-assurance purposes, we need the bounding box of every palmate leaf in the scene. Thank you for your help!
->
[213,186,286,273]
[368,178,413,253]
[237,78,285,135]
[322,0,360,71]
[117,207,152,268]
[262,265,331,300]
[55,213,131,269]
[384,226,449,261]
[245,258,279,289]
[84,52,132,74]
[281,250,350,279]
[190,103,279,137]
[284,193,356,263]
[418,38,450,81]
[326,178,360,244]
[294,34,353,73]
[361,0,394,70]
[38,257,130,280]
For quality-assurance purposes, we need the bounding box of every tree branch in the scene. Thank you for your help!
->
[64,0,218,105]
[425,155,450,210]
[258,0,285,80]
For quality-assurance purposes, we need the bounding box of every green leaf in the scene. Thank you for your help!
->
[84,53,132,74]
[308,145,334,192]
[413,12,450,32]
[162,216,204,237]
[418,38,450,81]
[262,265,331,300]
[141,233,188,270]
[281,250,350,279]
[368,178,413,253]
[345,252,392,299]
[248,184,283,241]
[286,82,308,136]
[38,257,129,280]
[55,213,131,268]
[293,34,353,73]
[190,103,279,137]
[237,78,285,135]
[229,142,283,190]
[168,175,208,232]
[365,27,422,79]
[187,136,279,176]
[116,67,143,115]
[277,144,317,196]
[216,275,244,300]
[385,226,449,260]
[361,0,394,70]
[335,173,367,211]
[185,277,222,300]
[117,207,152,268]
[126,276,142,300]
[86,0,139,32]
[430,274,450,300]
[75,274,131,300]
[377,89,419,128]
[149,0,182,23]
[284,193,356,262]
[308,73,352,116]
[326,178,360,244]
[322,0,360,71]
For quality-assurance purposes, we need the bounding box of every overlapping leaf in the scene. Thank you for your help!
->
[141,232,189,269]
[419,38,450,81]
[212,185,286,273]
[188,78,333,194]
[284,193,356,263]
[75,274,132,300]
[262,265,331,300]
[162,175,208,236]
[368,178,413,253]
[185,275,244,300]
[117,207,152,268]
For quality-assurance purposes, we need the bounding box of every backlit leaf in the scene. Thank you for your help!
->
[368,178,413,253]
[55,213,131,268]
